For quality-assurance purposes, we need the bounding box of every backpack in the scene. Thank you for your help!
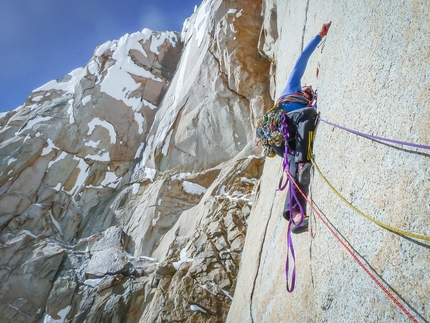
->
[255,92,317,157]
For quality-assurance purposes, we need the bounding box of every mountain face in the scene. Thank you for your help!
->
[1,0,429,322]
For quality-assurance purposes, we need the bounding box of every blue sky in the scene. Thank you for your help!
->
[0,0,201,113]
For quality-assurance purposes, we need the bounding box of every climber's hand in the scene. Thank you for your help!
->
[318,21,332,37]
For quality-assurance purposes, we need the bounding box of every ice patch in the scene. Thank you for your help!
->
[22,229,38,239]
[97,30,167,109]
[241,177,256,185]
[143,99,158,110]
[132,183,140,194]
[134,112,145,134]
[195,0,211,48]
[100,171,120,188]
[134,142,145,159]
[190,304,207,314]
[28,103,40,110]
[141,28,153,41]
[48,151,68,168]
[41,138,58,156]
[181,18,191,43]
[50,213,63,236]
[221,288,233,300]
[16,116,53,135]
[149,31,178,55]
[161,131,173,156]
[87,118,117,144]
[152,212,161,226]
[95,41,113,57]
[156,29,192,143]
[32,95,44,102]
[85,152,111,162]
[216,180,256,204]
[67,101,75,124]
[84,140,100,148]
[82,95,91,105]
[43,305,71,323]
[219,185,227,195]
[182,181,207,195]
[171,172,192,180]
[7,158,16,166]
[138,255,158,262]
[87,60,99,75]
[84,278,103,287]
[35,67,84,93]
[172,248,193,270]
[144,167,156,182]
[142,136,154,164]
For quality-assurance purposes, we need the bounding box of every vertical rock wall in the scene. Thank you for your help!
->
[228,0,430,322]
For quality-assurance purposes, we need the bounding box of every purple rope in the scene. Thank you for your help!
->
[319,118,430,150]
[278,113,305,293]
[286,220,296,292]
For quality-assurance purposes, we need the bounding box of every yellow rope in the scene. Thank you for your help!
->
[307,130,314,160]
[311,158,430,241]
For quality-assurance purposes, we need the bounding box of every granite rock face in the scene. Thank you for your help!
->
[228,1,430,322]
[1,0,429,322]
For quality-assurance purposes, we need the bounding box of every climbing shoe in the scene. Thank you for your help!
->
[298,162,312,185]
[283,210,301,221]
[283,210,291,221]
[291,218,309,234]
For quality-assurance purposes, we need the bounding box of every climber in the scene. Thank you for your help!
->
[272,21,331,233]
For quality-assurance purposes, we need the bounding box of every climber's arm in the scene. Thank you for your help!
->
[279,22,332,97]
[282,35,322,94]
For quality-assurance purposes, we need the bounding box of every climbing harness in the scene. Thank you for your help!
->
[277,92,312,107]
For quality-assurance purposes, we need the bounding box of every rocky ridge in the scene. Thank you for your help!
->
[0,0,270,322]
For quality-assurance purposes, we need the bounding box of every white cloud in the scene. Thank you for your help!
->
[138,7,169,31]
